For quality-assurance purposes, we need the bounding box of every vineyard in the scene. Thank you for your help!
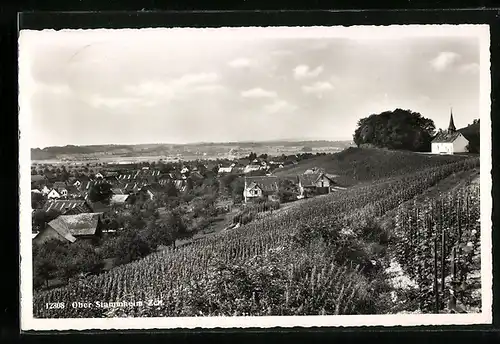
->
[274,147,467,182]
[392,177,481,313]
[33,155,481,318]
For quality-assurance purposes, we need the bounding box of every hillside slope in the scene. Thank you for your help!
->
[274,147,468,185]
[34,155,480,318]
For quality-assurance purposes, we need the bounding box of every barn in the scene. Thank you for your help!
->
[33,212,104,245]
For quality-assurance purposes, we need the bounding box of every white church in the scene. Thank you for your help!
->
[431,110,469,155]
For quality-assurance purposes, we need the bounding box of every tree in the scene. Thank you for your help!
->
[231,178,245,204]
[32,240,59,289]
[31,192,45,209]
[278,179,298,203]
[353,108,435,152]
[164,181,179,198]
[114,229,154,265]
[248,152,257,160]
[258,153,268,160]
[88,182,113,204]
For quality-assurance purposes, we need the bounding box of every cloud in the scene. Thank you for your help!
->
[228,58,252,68]
[417,95,431,104]
[302,81,334,95]
[459,62,480,74]
[192,84,226,93]
[40,83,72,95]
[87,94,151,109]
[293,65,324,79]
[270,50,293,57]
[430,52,461,71]
[124,72,220,99]
[264,100,297,114]
[241,88,277,99]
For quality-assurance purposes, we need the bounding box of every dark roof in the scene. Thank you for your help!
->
[298,173,336,187]
[43,200,92,214]
[244,176,278,192]
[48,213,102,238]
[432,131,464,143]
[31,175,47,183]
[89,201,110,213]
[448,111,456,132]
[53,181,67,189]
[79,180,107,191]
[46,218,77,243]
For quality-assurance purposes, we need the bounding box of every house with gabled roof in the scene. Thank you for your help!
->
[218,166,233,174]
[47,189,61,200]
[431,110,469,155]
[243,176,279,202]
[110,194,131,206]
[297,172,338,198]
[33,212,104,245]
[243,164,263,174]
[39,185,50,195]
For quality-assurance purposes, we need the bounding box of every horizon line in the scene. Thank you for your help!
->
[31,138,355,150]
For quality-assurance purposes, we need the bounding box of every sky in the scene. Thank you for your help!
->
[19,26,484,148]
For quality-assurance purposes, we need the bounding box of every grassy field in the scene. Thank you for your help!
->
[274,147,470,185]
[33,149,480,318]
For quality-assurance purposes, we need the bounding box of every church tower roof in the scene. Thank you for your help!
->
[448,108,456,133]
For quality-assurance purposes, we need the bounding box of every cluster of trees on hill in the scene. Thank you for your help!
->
[460,119,480,153]
[353,109,436,152]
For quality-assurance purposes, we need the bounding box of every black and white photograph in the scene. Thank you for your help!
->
[19,24,492,330]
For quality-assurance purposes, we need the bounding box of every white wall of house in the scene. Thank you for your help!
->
[47,189,61,199]
[452,134,469,153]
[243,186,263,202]
[431,134,469,155]
[316,175,332,188]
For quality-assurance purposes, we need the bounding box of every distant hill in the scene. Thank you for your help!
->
[30,140,353,161]
[273,147,468,186]
[458,120,480,153]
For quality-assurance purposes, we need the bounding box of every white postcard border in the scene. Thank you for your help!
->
[19,24,492,331]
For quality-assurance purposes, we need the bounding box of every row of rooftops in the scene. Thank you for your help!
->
[243,169,339,192]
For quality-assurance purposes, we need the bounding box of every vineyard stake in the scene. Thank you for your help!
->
[434,236,439,313]
[441,231,446,298]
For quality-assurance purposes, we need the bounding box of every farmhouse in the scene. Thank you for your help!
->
[218,166,233,174]
[43,199,93,215]
[431,111,469,155]
[33,212,104,245]
[110,194,131,206]
[297,172,338,198]
[47,189,61,199]
[243,176,279,202]
[243,164,263,174]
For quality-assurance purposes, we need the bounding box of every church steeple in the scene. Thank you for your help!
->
[448,108,456,133]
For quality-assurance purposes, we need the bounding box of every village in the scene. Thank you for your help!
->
[30,148,353,286]
[30,111,477,292]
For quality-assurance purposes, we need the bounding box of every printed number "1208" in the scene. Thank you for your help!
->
[46,302,65,309]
